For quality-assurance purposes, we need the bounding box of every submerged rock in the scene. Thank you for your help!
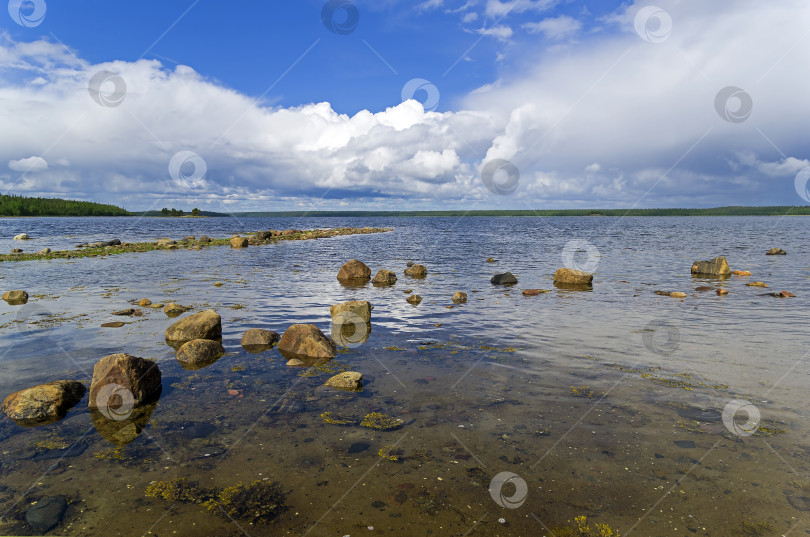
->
[716,288,729,296]
[2,290,28,305]
[241,329,280,353]
[522,289,549,296]
[491,272,518,285]
[137,298,152,307]
[89,353,162,412]
[37,248,51,255]
[732,270,751,276]
[691,256,731,276]
[1,380,86,426]
[26,495,67,533]
[452,291,467,303]
[766,248,787,255]
[669,292,687,298]
[553,268,593,285]
[486,257,496,263]
[372,270,397,286]
[337,259,371,282]
[324,371,363,392]
[91,401,157,445]
[13,233,30,240]
[277,324,337,360]
[176,339,226,370]
[404,264,428,278]
[165,310,221,346]
[746,281,769,288]
[111,308,135,316]
[406,295,422,305]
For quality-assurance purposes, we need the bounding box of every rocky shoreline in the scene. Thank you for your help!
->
[0,227,392,263]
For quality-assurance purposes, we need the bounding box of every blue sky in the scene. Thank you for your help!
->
[1,0,809,211]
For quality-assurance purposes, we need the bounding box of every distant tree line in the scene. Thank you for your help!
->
[159,208,201,216]
[0,194,130,217]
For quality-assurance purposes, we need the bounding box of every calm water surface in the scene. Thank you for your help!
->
[0,216,808,536]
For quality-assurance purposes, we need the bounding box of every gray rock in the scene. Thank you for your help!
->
[13,233,30,240]
[26,495,67,533]
[491,272,518,285]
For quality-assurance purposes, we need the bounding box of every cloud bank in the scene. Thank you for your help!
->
[1,0,808,211]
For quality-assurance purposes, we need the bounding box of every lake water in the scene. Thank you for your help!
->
[0,215,808,536]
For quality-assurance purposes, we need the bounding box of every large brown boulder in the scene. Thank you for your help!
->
[230,236,248,248]
[691,256,731,276]
[165,310,221,346]
[176,339,226,370]
[2,290,28,305]
[88,354,162,417]
[553,268,593,285]
[337,259,371,282]
[404,264,428,278]
[372,270,397,286]
[91,402,157,445]
[277,324,336,360]
[330,300,372,323]
[1,380,86,426]
[241,328,280,353]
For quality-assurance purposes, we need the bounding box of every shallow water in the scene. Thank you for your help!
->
[0,215,809,536]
